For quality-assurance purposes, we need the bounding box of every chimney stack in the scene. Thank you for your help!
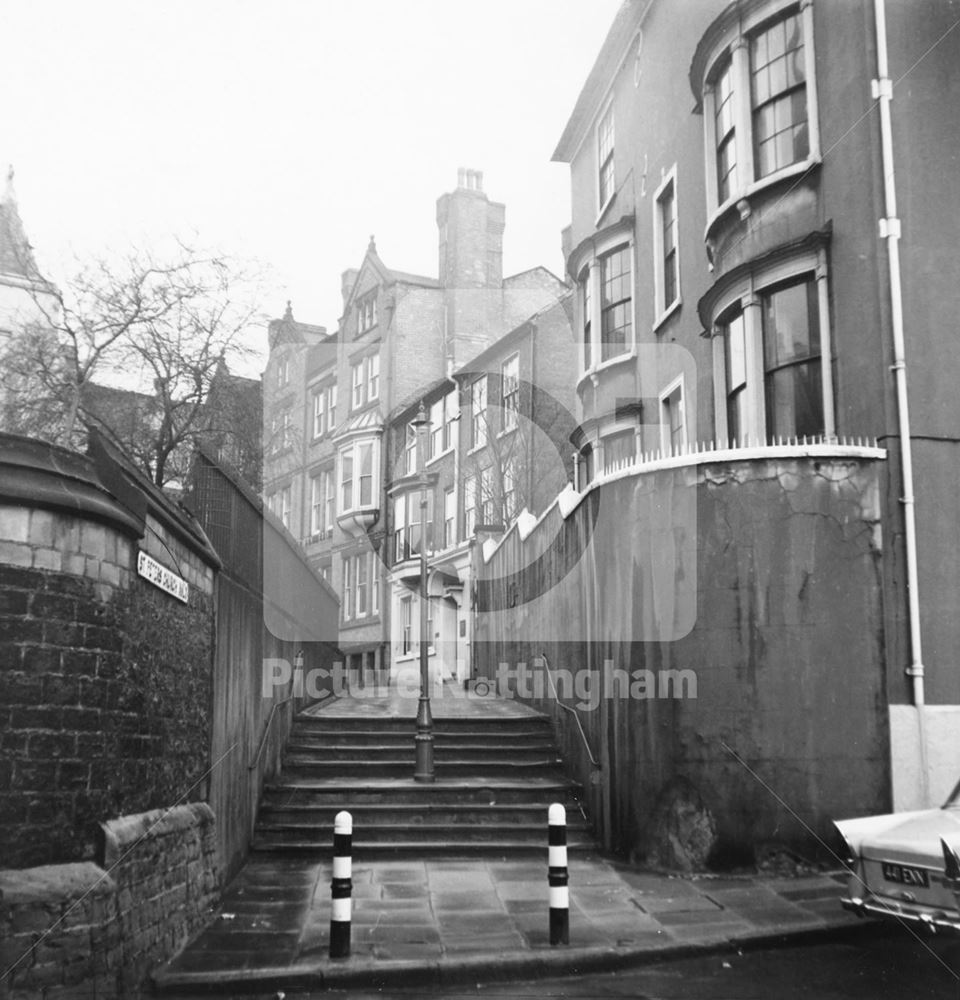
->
[437,168,504,290]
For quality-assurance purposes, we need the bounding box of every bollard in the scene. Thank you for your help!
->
[330,810,352,958]
[548,802,569,945]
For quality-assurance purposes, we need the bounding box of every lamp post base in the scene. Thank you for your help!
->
[414,695,435,783]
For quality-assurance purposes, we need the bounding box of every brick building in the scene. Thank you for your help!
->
[471,0,960,862]
[262,171,568,679]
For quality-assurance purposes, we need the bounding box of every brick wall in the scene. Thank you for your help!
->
[0,502,215,869]
[0,803,217,999]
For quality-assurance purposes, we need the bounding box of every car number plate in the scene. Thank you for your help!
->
[881,862,930,888]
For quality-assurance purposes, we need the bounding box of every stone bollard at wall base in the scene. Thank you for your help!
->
[329,811,353,959]
[548,802,569,945]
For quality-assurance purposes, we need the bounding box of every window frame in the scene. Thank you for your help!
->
[600,427,636,473]
[699,0,820,223]
[576,228,636,379]
[709,248,835,447]
[500,353,520,434]
[470,376,488,450]
[443,486,456,549]
[312,381,337,439]
[350,351,380,410]
[596,98,616,220]
[309,466,335,536]
[652,165,682,327]
[338,437,380,514]
[357,290,379,335]
[659,375,688,455]
[428,390,458,461]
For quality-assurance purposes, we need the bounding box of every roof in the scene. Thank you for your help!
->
[552,1,648,163]
[0,167,43,281]
[388,375,454,426]
[502,265,567,289]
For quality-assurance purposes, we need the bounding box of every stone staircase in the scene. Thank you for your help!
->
[252,711,594,855]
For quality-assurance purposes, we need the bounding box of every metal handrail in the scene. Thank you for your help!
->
[537,652,601,770]
[248,695,295,771]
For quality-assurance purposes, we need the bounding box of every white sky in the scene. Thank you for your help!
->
[2,1,622,372]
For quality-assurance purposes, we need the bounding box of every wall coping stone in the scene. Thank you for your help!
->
[98,803,215,870]
[0,433,142,538]
[0,862,115,905]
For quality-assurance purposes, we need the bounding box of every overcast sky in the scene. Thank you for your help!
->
[2,1,622,370]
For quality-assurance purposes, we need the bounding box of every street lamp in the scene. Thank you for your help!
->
[411,401,435,783]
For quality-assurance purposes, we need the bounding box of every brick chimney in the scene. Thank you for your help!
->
[436,168,505,291]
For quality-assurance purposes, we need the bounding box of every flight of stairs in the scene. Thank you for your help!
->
[252,712,594,855]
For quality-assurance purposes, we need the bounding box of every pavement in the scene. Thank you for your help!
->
[153,853,864,994]
[152,686,868,994]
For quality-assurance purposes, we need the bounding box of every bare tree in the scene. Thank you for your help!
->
[0,241,266,488]
[463,384,572,531]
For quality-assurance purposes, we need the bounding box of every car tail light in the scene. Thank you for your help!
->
[942,839,960,887]
[836,828,858,868]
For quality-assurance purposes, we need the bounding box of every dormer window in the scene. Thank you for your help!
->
[357,291,378,335]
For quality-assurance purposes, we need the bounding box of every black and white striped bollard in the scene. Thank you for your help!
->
[548,802,569,945]
[330,810,352,958]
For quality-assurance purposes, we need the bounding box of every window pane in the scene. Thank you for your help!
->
[600,247,632,361]
[751,12,807,177]
[762,276,823,440]
[581,272,592,369]
[766,360,823,440]
[762,279,820,367]
[603,431,635,471]
[359,443,374,505]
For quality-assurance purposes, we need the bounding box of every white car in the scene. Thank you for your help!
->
[835,778,960,934]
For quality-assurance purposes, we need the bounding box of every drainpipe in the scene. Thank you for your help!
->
[873,0,928,805]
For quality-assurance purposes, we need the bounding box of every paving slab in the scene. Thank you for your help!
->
[154,851,870,995]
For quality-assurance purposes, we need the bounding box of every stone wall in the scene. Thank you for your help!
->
[0,432,220,993]
[0,803,216,999]
[0,491,215,869]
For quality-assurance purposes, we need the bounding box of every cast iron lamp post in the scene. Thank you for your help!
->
[411,401,435,783]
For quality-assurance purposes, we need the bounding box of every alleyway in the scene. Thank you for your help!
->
[155,689,861,994]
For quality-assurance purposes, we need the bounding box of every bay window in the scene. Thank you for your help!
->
[338,438,378,513]
[761,277,822,440]
[710,250,834,447]
[600,246,632,362]
[751,12,808,179]
[697,1,819,217]
[575,228,634,376]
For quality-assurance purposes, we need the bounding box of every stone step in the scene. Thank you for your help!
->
[254,821,590,845]
[291,716,552,736]
[280,758,566,778]
[286,731,556,749]
[249,835,597,857]
[283,742,559,762]
[261,779,583,807]
[257,802,587,827]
